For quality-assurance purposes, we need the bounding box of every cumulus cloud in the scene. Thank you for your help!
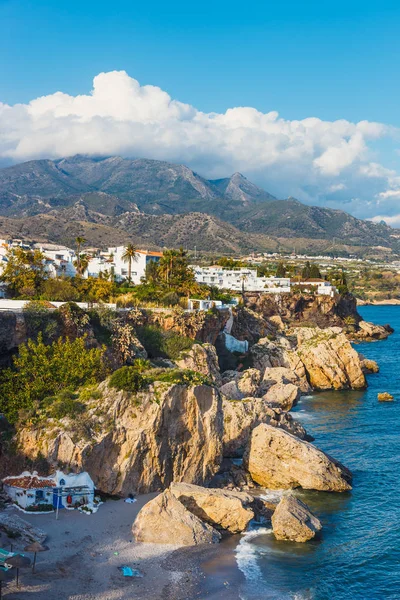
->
[1,70,400,223]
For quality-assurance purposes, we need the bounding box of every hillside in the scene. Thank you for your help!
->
[0,155,398,255]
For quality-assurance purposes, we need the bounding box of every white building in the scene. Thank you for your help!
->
[34,243,77,277]
[3,470,95,512]
[107,247,163,283]
[193,266,291,293]
[297,279,338,297]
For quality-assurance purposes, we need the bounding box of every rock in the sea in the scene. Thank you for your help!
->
[295,327,365,390]
[271,495,322,542]
[222,397,310,458]
[132,489,221,546]
[353,320,393,341]
[170,482,254,533]
[360,357,379,374]
[176,343,222,386]
[378,392,394,402]
[243,424,352,492]
[18,382,224,495]
[0,512,47,544]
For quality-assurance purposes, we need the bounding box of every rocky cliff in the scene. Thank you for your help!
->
[18,381,224,495]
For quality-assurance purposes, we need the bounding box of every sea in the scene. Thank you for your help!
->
[216,306,400,600]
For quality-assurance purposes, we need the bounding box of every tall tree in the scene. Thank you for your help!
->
[122,244,138,284]
[0,247,48,297]
[276,262,286,278]
[73,253,89,276]
[75,236,86,273]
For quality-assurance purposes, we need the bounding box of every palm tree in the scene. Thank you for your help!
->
[75,236,86,272]
[122,244,137,284]
[73,253,89,276]
[159,249,179,287]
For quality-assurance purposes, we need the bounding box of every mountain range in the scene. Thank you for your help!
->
[0,155,398,256]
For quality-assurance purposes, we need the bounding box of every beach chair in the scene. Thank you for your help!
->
[0,548,15,571]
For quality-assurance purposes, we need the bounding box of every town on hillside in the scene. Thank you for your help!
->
[0,238,341,306]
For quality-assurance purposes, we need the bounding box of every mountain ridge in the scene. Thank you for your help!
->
[0,155,398,256]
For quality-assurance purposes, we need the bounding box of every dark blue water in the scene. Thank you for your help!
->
[235,306,400,600]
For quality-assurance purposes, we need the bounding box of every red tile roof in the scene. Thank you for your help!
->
[3,475,56,489]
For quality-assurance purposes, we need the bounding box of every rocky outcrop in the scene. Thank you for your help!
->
[132,489,221,546]
[219,366,301,409]
[250,338,311,393]
[243,424,352,492]
[243,292,361,330]
[229,306,276,345]
[222,397,310,458]
[176,343,222,385]
[219,368,262,400]
[294,327,365,390]
[360,357,379,374]
[146,308,229,344]
[351,320,393,341]
[170,482,254,533]
[0,512,47,544]
[18,382,223,495]
[271,496,322,542]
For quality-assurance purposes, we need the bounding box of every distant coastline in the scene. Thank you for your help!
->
[357,299,400,306]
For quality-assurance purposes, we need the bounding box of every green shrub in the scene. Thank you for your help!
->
[25,503,53,512]
[136,325,194,360]
[154,369,210,386]
[109,366,149,392]
[0,335,108,423]
[48,396,86,419]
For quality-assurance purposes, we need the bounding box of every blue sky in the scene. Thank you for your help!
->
[2,0,400,223]
[2,0,400,123]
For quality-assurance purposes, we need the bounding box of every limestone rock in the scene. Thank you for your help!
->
[360,358,379,374]
[176,343,222,385]
[243,424,352,492]
[237,368,262,397]
[0,513,47,544]
[18,382,223,495]
[378,392,394,402]
[271,495,322,542]
[222,397,310,458]
[132,490,221,546]
[353,320,393,341]
[219,368,263,400]
[294,327,365,390]
[250,339,311,393]
[170,482,254,533]
[262,383,300,411]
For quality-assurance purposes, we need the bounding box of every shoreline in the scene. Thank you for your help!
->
[357,299,400,306]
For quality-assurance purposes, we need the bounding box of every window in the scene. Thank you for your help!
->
[59,478,66,486]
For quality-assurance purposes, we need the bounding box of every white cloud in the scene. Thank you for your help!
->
[1,69,400,222]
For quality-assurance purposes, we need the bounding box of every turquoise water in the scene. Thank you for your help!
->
[235,306,400,600]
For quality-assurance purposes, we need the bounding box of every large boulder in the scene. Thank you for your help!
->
[222,397,310,458]
[132,489,221,546]
[219,368,262,400]
[18,381,224,495]
[271,495,322,542]
[0,513,47,545]
[170,482,254,533]
[176,343,222,386]
[243,424,352,492]
[294,327,365,390]
[353,320,393,341]
[250,339,311,393]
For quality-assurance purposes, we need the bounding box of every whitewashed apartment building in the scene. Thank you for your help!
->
[193,266,291,293]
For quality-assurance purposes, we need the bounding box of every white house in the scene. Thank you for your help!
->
[3,470,95,512]
[108,247,163,283]
[193,266,291,293]
[297,279,338,297]
[33,243,77,277]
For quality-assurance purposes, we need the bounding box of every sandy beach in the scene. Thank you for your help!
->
[0,495,244,600]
